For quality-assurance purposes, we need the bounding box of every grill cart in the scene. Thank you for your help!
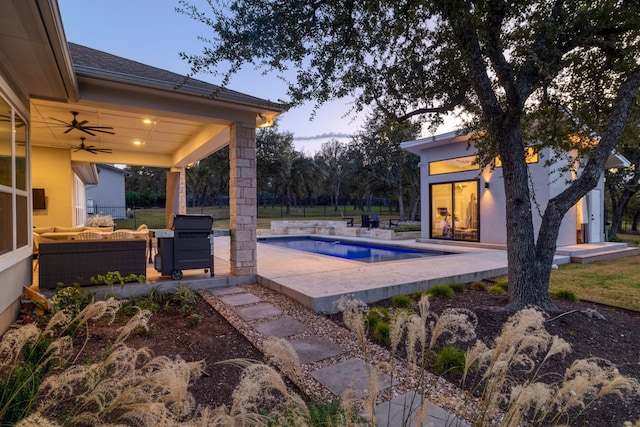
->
[153,214,214,280]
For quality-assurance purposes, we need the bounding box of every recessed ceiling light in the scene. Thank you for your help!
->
[143,119,152,124]
[133,140,142,146]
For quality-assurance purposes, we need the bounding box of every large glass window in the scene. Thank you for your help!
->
[430,180,479,241]
[0,94,29,254]
[429,155,478,175]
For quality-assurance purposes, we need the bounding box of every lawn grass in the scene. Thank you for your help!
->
[115,205,410,231]
[549,254,640,311]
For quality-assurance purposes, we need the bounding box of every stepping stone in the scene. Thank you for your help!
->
[374,392,471,427]
[210,286,246,296]
[289,336,344,364]
[254,317,309,338]
[311,358,390,398]
[235,303,282,321]
[221,293,261,306]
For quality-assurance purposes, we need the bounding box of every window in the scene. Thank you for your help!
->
[430,180,479,241]
[429,155,479,175]
[0,94,29,255]
[494,147,538,167]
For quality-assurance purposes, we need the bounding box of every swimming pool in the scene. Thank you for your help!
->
[258,236,450,263]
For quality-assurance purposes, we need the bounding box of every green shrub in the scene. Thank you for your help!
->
[366,308,388,329]
[470,281,488,291]
[91,271,145,289]
[51,283,94,314]
[172,284,196,305]
[449,282,465,293]
[495,280,509,291]
[0,331,56,423]
[298,397,364,427]
[487,285,507,294]
[372,321,390,345]
[412,290,427,300]
[427,285,455,298]
[393,225,421,232]
[147,286,165,303]
[135,299,160,314]
[187,313,204,327]
[550,289,579,302]
[391,294,413,308]
[432,345,466,376]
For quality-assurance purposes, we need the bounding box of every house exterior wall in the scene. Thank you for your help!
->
[411,135,588,247]
[32,147,74,227]
[87,165,126,219]
[0,70,32,335]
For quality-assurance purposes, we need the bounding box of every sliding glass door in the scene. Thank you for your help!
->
[430,180,479,241]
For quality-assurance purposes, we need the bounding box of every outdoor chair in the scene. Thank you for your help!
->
[370,212,380,228]
[340,212,354,227]
[74,231,103,240]
[361,214,370,228]
[108,231,135,240]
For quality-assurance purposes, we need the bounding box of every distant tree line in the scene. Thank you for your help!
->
[123,113,422,220]
[123,110,640,234]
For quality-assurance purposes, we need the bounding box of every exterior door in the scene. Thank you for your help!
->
[430,180,479,241]
[589,189,602,243]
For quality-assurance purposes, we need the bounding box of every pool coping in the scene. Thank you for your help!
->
[252,234,515,313]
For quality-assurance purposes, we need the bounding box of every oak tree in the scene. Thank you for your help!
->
[178,0,640,311]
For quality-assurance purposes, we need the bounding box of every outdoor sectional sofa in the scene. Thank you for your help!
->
[38,239,146,289]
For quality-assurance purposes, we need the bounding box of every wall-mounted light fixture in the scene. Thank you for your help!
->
[484,182,490,190]
[257,114,275,128]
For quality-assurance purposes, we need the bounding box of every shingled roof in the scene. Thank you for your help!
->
[68,42,286,110]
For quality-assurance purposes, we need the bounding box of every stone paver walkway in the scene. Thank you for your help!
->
[201,285,471,427]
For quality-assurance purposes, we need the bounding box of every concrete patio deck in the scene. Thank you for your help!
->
[37,235,631,314]
[126,235,515,312]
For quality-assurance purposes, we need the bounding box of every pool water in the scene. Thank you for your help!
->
[258,236,449,263]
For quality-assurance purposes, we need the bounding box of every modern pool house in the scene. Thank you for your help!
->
[401,130,629,247]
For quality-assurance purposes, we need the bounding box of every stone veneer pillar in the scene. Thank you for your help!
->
[169,166,187,215]
[229,122,257,275]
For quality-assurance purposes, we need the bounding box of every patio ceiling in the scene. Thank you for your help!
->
[30,98,229,168]
[3,1,286,170]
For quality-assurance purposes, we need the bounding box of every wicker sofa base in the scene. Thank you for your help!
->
[38,239,146,289]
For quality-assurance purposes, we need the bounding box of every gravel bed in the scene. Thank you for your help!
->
[199,284,485,423]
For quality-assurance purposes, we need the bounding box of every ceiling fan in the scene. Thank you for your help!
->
[71,137,112,154]
[50,111,115,136]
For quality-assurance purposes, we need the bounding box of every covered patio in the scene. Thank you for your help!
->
[0,0,284,333]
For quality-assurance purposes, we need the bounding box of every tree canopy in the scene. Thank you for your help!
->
[178,0,640,311]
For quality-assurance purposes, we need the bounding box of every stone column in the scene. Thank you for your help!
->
[169,166,187,215]
[229,122,257,275]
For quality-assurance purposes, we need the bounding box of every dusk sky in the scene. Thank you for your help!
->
[58,1,461,153]
[58,0,361,154]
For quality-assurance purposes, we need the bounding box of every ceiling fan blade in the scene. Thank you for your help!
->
[89,129,115,135]
[84,125,113,129]
[76,120,89,127]
[78,128,96,136]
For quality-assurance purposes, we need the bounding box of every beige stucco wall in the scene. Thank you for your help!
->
[32,147,74,227]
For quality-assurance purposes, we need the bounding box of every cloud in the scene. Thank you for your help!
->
[293,132,354,141]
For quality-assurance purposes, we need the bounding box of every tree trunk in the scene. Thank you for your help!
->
[608,167,640,237]
[396,192,405,221]
[497,123,560,312]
